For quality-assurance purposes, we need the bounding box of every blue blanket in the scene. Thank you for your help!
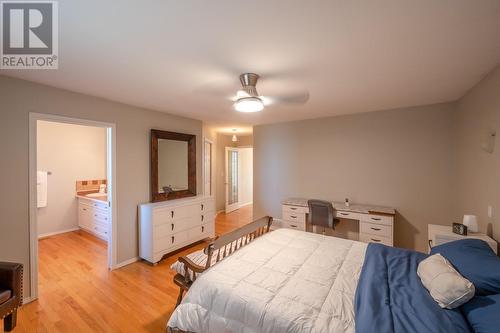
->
[354,243,471,333]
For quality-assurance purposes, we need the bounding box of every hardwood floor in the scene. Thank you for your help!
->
[14,205,253,333]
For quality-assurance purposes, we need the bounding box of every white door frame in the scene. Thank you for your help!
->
[28,112,117,302]
[202,137,213,197]
[225,147,240,213]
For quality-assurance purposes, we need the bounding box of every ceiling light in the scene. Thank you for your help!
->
[234,96,264,112]
[232,129,238,142]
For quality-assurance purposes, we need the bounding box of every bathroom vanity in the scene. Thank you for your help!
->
[77,195,110,241]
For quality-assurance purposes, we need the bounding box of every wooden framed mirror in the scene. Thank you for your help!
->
[151,129,196,202]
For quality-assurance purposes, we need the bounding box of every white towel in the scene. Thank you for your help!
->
[37,171,48,208]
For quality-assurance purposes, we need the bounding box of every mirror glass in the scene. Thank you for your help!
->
[157,139,188,193]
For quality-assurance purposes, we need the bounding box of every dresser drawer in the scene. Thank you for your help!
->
[360,222,392,238]
[281,219,306,231]
[359,233,392,246]
[154,231,188,253]
[188,223,214,240]
[282,204,309,214]
[198,211,215,225]
[359,214,393,226]
[282,211,306,223]
[199,200,215,214]
[153,204,194,226]
[154,221,176,238]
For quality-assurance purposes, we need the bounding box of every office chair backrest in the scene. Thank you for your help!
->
[308,199,335,229]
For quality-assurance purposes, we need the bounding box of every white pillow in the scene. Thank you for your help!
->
[417,253,475,309]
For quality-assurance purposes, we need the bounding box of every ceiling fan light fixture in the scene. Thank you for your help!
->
[234,96,264,112]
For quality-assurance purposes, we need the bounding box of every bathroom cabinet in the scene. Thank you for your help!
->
[78,197,110,241]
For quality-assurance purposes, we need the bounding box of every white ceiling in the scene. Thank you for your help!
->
[2,0,500,132]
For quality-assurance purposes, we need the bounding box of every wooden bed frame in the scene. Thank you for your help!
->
[167,216,273,333]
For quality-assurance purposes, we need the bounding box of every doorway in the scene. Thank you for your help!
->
[225,147,253,213]
[28,113,116,302]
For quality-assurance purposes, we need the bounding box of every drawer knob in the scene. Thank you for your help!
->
[171,223,174,231]
[290,224,297,228]
[371,238,381,242]
[290,207,297,210]
[290,215,297,219]
[202,226,205,232]
[201,215,204,222]
[371,217,381,221]
[371,227,381,231]
[340,212,349,216]
[171,236,175,243]
[171,211,174,218]
[201,204,204,210]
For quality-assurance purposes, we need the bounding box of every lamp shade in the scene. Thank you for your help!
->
[234,97,264,112]
[463,215,478,233]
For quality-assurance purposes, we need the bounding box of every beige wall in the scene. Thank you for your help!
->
[215,134,254,211]
[0,75,202,297]
[37,121,107,236]
[254,104,456,252]
[454,66,500,248]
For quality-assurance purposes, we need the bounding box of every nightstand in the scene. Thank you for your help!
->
[428,224,497,254]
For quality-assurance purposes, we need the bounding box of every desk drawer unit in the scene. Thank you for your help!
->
[360,214,393,226]
[359,233,392,246]
[281,205,307,231]
[360,221,392,238]
[282,219,306,231]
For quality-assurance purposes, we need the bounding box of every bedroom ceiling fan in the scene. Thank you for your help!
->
[197,72,310,113]
[233,73,309,112]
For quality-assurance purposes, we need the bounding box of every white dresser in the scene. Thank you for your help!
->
[282,198,396,246]
[139,195,215,264]
[78,196,110,241]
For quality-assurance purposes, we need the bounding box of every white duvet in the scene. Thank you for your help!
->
[168,228,367,333]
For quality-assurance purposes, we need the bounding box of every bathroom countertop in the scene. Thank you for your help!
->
[76,194,108,203]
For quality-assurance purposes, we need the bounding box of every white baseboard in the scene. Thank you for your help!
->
[215,210,225,216]
[23,296,36,304]
[38,227,80,239]
[239,202,253,207]
[112,257,139,270]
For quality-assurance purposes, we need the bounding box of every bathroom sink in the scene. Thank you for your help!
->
[86,193,106,198]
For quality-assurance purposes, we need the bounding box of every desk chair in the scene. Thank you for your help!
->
[307,199,338,234]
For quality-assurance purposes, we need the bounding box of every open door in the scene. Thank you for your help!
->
[225,147,240,213]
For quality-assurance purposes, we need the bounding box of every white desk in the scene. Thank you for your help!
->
[428,224,497,254]
[281,198,396,246]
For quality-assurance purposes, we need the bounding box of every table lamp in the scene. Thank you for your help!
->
[463,215,478,233]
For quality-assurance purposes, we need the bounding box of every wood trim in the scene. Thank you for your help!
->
[150,129,197,202]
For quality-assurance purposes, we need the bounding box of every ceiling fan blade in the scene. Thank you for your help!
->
[264,91,310,106]
[193,79,236,101]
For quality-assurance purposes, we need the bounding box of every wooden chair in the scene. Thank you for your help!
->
[173,216,273,307]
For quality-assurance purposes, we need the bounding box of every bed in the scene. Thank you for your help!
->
[167,227,492,333]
